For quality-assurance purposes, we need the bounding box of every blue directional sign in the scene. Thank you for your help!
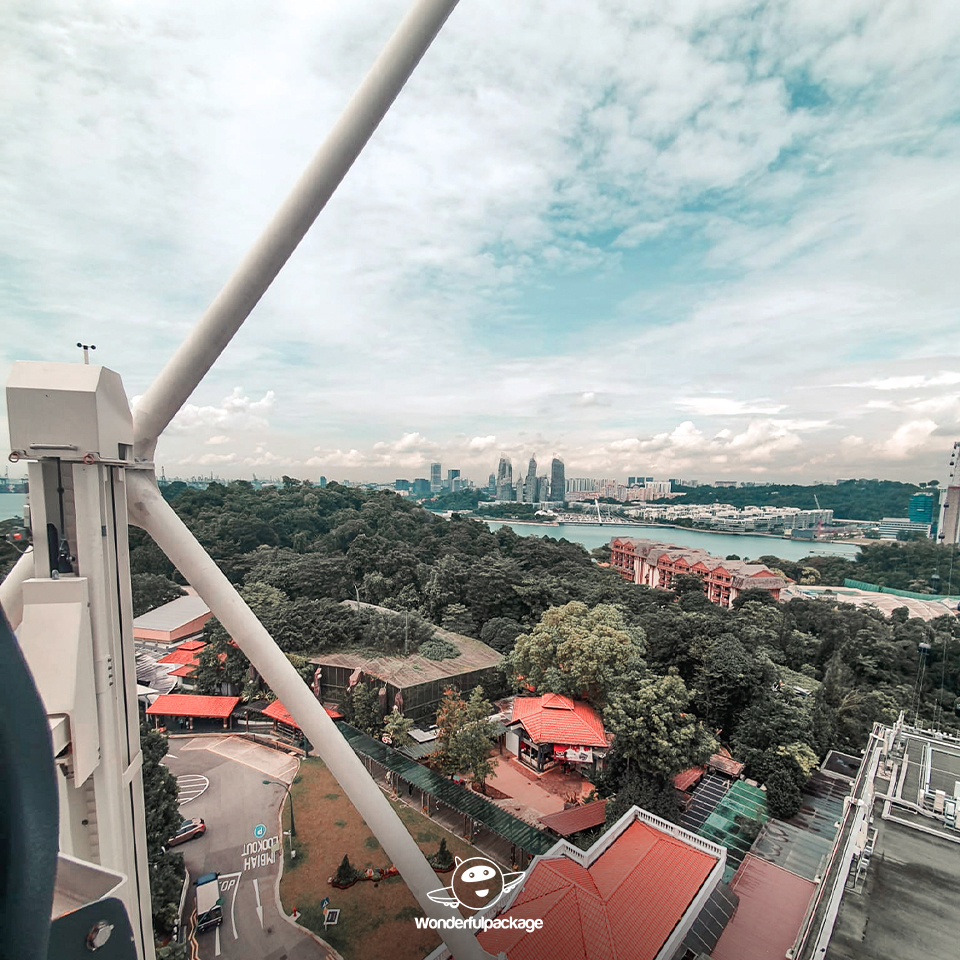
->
[320,897,330,911]
[254,823,266,839]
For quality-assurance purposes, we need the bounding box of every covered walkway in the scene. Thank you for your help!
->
[336,722,555,866]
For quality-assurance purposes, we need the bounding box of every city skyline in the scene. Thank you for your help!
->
[5,2,960,484]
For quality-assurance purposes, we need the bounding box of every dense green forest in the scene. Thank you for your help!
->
[655,478,931,520]
[120,479,960,820]
[765,540,960,595]
[8,480,960,823]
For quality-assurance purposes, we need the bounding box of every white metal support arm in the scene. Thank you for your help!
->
[132,0,460,461]
[126,471,493,960]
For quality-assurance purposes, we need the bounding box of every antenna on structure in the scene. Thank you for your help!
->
[76,342,96,364]
[2,3,492,959]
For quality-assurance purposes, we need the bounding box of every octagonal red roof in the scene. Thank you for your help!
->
[510,695,608,748]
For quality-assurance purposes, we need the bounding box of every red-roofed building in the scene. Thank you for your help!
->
[673,766,705,793]
[506,694,609,773]
[610,538,785,607]
[539,801,608,838]
[156,646,202,666]
[261,700,342,733]
[462,807,726,960]
[168,665,197,679]
[146,694,239,730]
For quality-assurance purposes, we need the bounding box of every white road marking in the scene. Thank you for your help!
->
[214,925,221,957]
[177,774,210,804]
[253,878,263,928]
[218,872,242,940]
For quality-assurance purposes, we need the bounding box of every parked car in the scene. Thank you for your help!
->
[167,817,206,847]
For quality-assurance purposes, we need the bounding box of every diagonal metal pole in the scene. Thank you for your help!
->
[126,472,494,960]
[133,0,460,461]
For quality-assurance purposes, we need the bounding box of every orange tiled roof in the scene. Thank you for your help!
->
[673,767,705,792]
[176,639,206,652]
[479,819,717,960]
[146,694,239,719]
[511,695,608,748]
[262,700,343,730]
[157,648,201,665]
[168,664,196,678]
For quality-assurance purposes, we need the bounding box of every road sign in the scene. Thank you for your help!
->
[254,823,266,839]
[324,908,340,928]
[320,897,329,911]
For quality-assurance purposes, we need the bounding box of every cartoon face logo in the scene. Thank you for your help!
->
[427,856,524,911]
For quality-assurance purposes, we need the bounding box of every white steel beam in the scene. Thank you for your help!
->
[0,548,33,630]
[133,0,460,460]
[126,471,493,960]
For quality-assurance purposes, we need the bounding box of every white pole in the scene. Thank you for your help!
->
[126,471,493,960]
[133,0,460,460]
[0,549,33,629]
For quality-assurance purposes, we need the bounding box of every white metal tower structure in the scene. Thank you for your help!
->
[936,439,960,545]
[1,2,493,958]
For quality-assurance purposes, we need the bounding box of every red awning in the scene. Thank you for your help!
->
[146,694,239,719]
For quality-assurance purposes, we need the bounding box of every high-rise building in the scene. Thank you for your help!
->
[496,456,514,500]
[430,461,442,493]
[412,477,431,496]
[394,479,411,491]
[317,476,328,488]
[444,468,460,492]
[909,492,935,526]
[550,458,565,502]
[522,455,538,503]
[487,473,496,493]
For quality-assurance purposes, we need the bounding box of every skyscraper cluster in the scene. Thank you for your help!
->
[492,455,565,502]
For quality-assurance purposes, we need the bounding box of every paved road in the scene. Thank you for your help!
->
[164,736,334,960]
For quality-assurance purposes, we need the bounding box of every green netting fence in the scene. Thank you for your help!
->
[843,579,960,602]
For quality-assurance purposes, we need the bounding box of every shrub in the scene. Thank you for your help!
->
[419,639,461,661]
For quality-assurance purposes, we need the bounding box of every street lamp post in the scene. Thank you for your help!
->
[263,779,296,838]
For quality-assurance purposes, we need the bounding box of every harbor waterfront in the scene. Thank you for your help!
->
[483,520,861,562]
[0,492,26,521]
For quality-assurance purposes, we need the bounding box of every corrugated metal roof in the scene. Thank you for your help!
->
[311,625,501,688]
[539,801,608,837]
[146,694,239,719]
[711,855,815,960]
[478,818,719,960]
[133,595,210,632]
[337,721,554,855]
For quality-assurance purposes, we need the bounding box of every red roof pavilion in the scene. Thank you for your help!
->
[146,694,239,720]
[510,694,608,748]
[261,700,343,730]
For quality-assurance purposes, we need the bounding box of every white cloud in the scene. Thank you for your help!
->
[841,372,960,391]
[467,435,497,453]
[5,1,960,484]
[676,397,786,416]
[878,420,938,460]
[166,389,275,433]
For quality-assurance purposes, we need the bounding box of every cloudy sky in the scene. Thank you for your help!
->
[4,0,960,485]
